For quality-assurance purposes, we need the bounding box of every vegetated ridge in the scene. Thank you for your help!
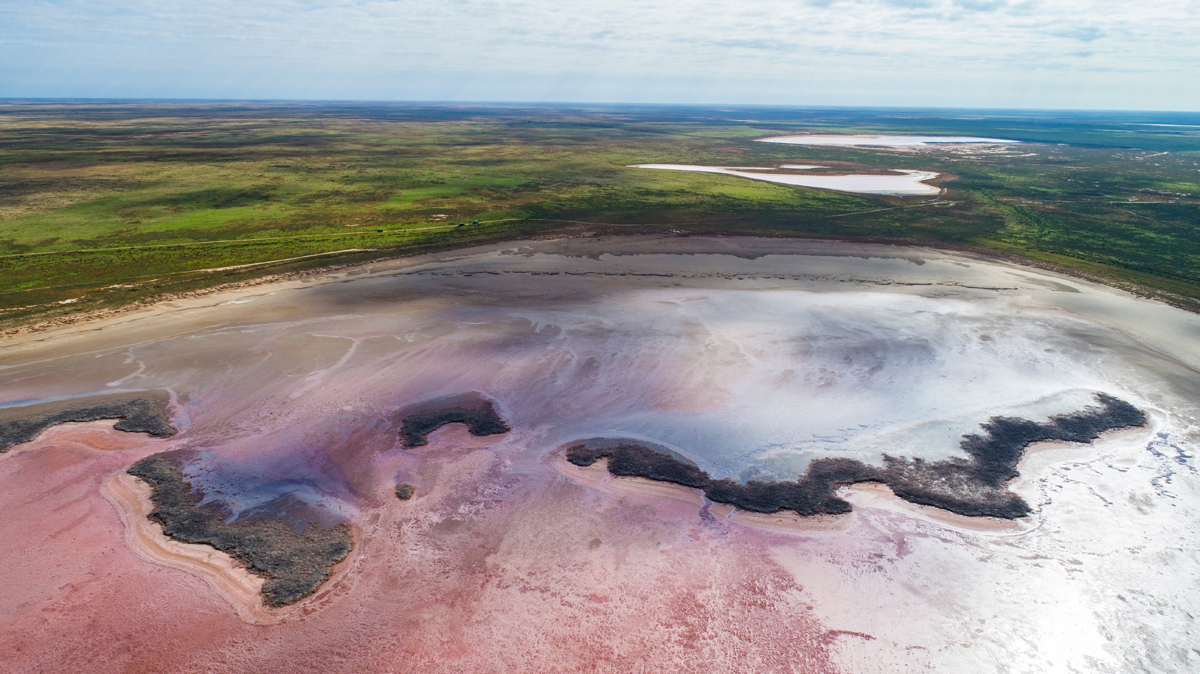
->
[3,102,1198,327]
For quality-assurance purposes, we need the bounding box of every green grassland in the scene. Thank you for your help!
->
[1,101,1198,325]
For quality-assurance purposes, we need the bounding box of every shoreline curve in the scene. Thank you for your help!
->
[101,472,361,626]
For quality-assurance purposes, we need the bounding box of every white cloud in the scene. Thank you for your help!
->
[0,0,1196,108]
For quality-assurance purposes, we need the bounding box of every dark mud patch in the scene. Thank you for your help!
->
[566,393,1145,519]
[128,452,353,607]
[399,392,509,448]
[395,484,416,500]
[0,390,176,453]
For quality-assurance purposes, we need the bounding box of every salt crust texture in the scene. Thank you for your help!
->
[1,237,1198,673]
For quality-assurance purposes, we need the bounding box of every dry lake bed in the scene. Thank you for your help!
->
[631,164,943,196]
[2,236,1198,673]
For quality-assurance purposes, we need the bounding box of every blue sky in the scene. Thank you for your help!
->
[2,0,1198,109]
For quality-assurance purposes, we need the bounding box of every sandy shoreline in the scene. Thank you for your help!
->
[1006,423,1156,499]
[101,471,361,626]
[101,472,272,623]
[721,504,854,534]
[837,482,1026,534]
[556,454,1017,535]
[556,421,1156,537]
[2,236,1197,365]
[556,454,852,533]
[0,419,127,460]
[556,455,706,507]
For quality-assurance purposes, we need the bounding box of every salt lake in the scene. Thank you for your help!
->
[631,163,941,196]
[758,134,1019,147]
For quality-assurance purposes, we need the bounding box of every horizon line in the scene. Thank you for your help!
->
[1,97,1199,116]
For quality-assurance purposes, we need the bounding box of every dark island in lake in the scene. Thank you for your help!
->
[566,393,1145,519]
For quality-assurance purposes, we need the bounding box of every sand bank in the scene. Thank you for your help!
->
[101,472,273,623]
[718,503,854,534]
[0,389,175,453]
[0,419,147,461]
[837,482,1026,534]
[556,455,706,508]
[102,472,361,625]
[1007,423,1158,497]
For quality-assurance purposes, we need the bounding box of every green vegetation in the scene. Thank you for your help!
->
[1,101,1198,325]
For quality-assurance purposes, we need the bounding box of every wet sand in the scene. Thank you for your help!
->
[101,472,270,623]
[1,236,1199,673]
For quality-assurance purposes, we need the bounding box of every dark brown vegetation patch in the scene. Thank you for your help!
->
[0,390,176,453]
[127,452,353,607]
[566,393,1145,519]
[399,393,510,448]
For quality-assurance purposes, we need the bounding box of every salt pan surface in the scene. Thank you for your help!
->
[759,134,1019,147]
[2,237,1198,673]
[632,163,940,196]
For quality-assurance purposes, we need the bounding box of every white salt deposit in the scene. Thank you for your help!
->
[631,163,940,196]
[759,135,1019,147]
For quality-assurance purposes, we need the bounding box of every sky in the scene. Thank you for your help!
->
[1,0,1198,110]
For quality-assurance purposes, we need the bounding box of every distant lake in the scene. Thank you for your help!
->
[631,164,941,196]
[759,134,1019,147]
